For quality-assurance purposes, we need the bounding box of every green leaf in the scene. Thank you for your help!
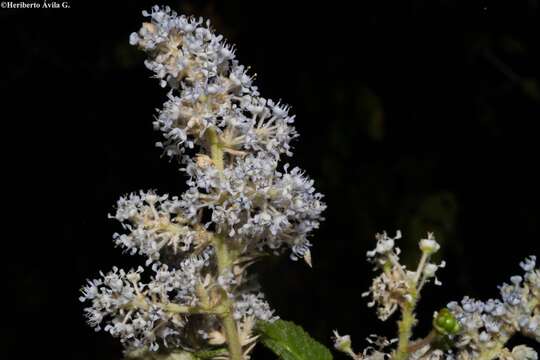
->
[256,320,333,360]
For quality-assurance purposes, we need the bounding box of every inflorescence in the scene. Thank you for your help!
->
[80,5,538,360]
[333,234,539,360]
[80,5,324,358]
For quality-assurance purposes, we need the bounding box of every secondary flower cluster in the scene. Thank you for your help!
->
[446,255,539,359]
[81,5,324,358]
[363,231,445,321]
[333,233,539,360]
[334,232,446,360]
[79,253,210,351]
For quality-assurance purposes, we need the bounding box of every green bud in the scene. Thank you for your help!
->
[433,308,461,335]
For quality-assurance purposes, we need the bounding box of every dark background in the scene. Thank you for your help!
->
[3,0,540,358]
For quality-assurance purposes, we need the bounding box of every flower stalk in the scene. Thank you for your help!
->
[395,299,417,360]
[209,130,244,360]
[207,127,224,171]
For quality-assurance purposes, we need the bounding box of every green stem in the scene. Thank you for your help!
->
[219,307,244,360]
[206,128,244,360]
[214,233,235,270]
[395,299,417,360]
[207,127,224,171]
[214,234,243,360]
[126,298,220,315]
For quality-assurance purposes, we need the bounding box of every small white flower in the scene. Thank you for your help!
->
[419,233,440,254]
[332,330,353,354]
[367,231,401,258]
[520,256,536,272]
[511,345,538,360]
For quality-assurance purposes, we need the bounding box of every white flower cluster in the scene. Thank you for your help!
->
[124,5,325,264]
[446,256,539,359]
[363,232,445,321]
[82,5,325,356]
[110,190,205,265]
[181,154,325,261]
[233,293,277,322]
[335,234,538,360]
[79,253,209,351]
[130,5,297,160]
